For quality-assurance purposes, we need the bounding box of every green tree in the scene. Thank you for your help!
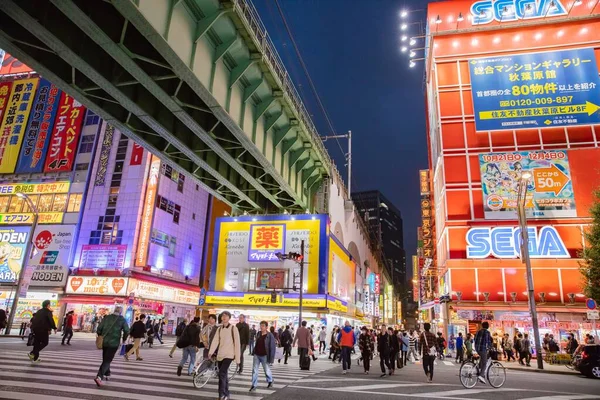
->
[580,189,600,302]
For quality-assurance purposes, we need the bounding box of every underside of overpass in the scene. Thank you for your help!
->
[0,0,335,212]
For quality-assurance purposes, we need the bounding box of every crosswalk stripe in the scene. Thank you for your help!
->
[0,347,336,400]
[0,391,80,400]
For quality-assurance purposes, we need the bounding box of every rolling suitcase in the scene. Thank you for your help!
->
[300,351,311,370]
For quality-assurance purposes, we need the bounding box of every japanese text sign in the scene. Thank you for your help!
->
[419,169,430,195]
[469,48,600,131]
[29,225,75,287]
[0,212,63,225]
[0,82,12,123]
[16,78,61,173]
[0,226,29,283]
[248,224,285,262]
[479,150,576,219]
[0,78,39,173]
[44,92,85,172]
[135,156,160,267]
[95,124,114,186]
[0,181,70,195]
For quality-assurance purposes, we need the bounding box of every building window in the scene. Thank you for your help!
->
[78,134,95,153]
[0,196,9,213]
[67,193,83,212]
[37,194,53,213]
[75,163,89,171]
[84,111,100,126]
[8,196,24,213]
[52,194,67,212]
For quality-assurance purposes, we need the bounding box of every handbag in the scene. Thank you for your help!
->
[26,332,35,346]
[275,346,284,360]
[119,343,127,356]
[423,333,437,356]
[96,316,118,350]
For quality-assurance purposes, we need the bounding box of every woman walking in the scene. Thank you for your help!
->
[358,326,374,374]
[94,306,129,386]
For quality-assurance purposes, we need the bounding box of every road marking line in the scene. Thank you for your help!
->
[0,391,82,400]
[443,361,454,366]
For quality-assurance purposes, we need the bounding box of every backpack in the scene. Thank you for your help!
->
[176,325,192,348]
[175,322,186,337]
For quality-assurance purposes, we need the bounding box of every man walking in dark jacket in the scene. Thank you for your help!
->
[236,314,250,373]
[177,317,201,376]
[377,325,393,377]
[126,314,147,361]
[280,326,293,364]
[29,300,57,362]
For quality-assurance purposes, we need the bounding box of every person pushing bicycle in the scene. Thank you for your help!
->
[474,321,493,384]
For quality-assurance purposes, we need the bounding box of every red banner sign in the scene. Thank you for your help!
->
[130,142,144,165]
[43,92,85,172]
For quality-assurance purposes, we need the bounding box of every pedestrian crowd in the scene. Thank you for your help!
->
[14,300,600,400]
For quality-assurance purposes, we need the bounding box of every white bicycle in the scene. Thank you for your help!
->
[192,357,237,389]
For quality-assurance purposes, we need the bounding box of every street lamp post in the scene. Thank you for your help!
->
[5,193,38,335]
[516,173,544,370]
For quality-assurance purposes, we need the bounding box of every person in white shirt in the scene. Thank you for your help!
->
[208,311,240,400]
[318,326,328,354]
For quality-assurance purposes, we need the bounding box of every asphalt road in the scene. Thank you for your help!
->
[0,334,598,400]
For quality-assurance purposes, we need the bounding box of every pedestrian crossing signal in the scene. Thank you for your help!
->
[270,292,277,303]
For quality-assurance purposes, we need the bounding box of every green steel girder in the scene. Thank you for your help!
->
[229,57,258,88]
[243,78,263,103]
[264,112,284,133]
[0,34,241,209]
[0,0,263,210]
[289,149,306,169]
[282,135,299,155]
[254,96,276,122]
[307,175,321,191]
[49,0,285,210]
[194,9,231,42]
[111,0,310,209]
[302,167,317,183]
[295,157,311,173]
[215,36,239,64]
[273,123,295,147]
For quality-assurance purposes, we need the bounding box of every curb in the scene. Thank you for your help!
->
[505,366,578,376]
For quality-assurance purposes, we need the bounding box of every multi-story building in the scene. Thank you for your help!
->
[65,121,210,331]
[418,0,600,345]
[353,190,406,323]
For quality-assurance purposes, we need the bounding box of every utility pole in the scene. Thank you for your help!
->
[299,239,305,325]
[517,173,544,370]
[6,193,38,335]
[322,131,352,197]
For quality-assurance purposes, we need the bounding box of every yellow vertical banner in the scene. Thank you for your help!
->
[135,155,160,267]
[0,78,39,173]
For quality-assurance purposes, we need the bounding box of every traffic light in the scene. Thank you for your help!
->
[287,252,303,262]
[270,291,277,303]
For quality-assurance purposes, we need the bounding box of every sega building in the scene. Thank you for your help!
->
[0,52,100,324]
[421,0,600,345]
[203,215,364,331]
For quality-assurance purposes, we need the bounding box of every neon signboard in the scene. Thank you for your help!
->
[466,226,569,259]
[471,0,567,25]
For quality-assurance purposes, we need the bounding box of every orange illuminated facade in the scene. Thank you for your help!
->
[423,0,600,340]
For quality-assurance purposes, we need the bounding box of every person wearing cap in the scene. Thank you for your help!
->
[94,306,130,387]
[209,311,241,400]
[28,299,57,362]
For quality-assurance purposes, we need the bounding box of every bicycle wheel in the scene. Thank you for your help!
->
[487,361,506,388]
[193,367,214,389]
[459,361,478,389]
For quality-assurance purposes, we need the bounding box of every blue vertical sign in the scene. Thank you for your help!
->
[469,48,600,132]
[15,78,60,173]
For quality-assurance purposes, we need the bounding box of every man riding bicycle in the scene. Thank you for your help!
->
[474,321,493,384]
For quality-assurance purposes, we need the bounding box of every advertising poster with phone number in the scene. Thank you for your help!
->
[480,150,576,219]
[469,48,600,131]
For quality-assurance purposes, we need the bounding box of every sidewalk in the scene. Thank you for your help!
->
[503,360,579,376]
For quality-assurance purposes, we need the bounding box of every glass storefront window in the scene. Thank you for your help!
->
[67,193,83,212]
[0,196,10,213]
[8,196,24,213]
[38,194,54,212]
[21,195,39,213]
[52,194,67,212]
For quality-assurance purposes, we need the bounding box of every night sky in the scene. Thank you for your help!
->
[253,0,430,265]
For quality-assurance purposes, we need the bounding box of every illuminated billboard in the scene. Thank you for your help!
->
[470,48,600,132]
[210,215,329,294]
